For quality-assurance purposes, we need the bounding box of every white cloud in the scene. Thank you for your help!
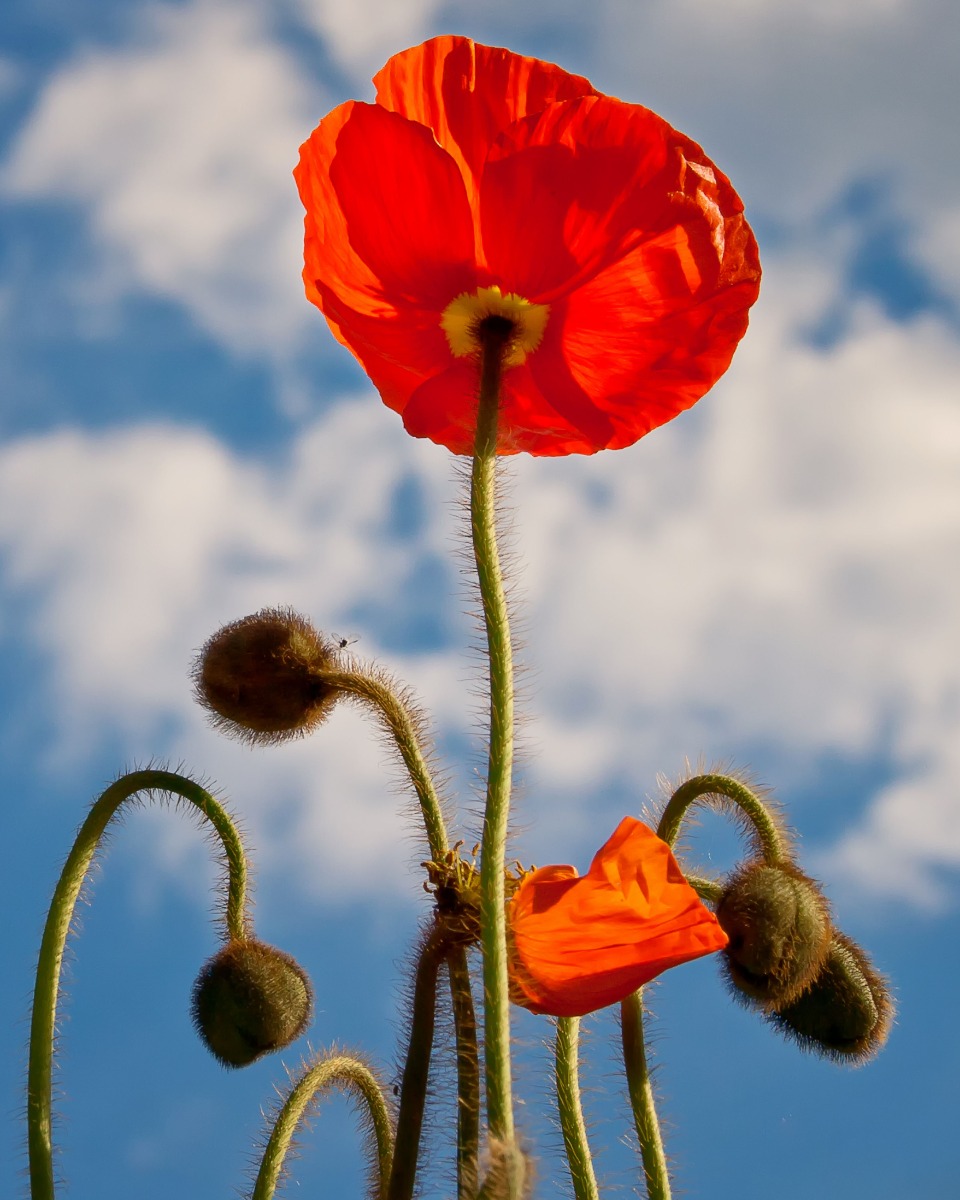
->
[293,0,443,79]
[2,0,324,354]
[595,0,958,251]
[1,255,959,908]
[0,399,475,897]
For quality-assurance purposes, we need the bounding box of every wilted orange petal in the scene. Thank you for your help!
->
[509,817,728,1017]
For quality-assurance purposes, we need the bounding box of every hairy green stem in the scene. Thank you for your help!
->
[252,1052,394,1200]
[657,773,787,864]
[448,947,481,1200]
[555,1018,600,1200]
[471,320,517,1167]
[686,875,723,906]
[621,990,671,1200]
[319,668,449,860]
[28,769,249,1200]
[387,924,447,1200]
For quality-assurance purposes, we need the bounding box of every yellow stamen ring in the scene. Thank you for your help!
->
[440,286,550,368]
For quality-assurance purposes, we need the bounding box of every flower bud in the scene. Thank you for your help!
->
[193,608,340,744]
[716,861,832,1007]
[191,938,313,1068]
[768,931,893,1065]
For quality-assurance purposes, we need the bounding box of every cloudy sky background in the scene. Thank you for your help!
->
[2,1,958,1197]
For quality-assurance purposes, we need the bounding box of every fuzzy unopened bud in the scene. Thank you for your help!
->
[717,861,832,1007]
[193,608,340,744]
[769,931,893,1065]
[191,938,313,1068]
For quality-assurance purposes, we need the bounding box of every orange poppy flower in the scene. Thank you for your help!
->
[508,816,728,1017]
[294,37,760,457]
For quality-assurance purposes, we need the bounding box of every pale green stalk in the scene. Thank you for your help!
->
[471,321,519,1188]
[28,769,249,1200]
[555,1018,600,1200]
[252,1053,394,1200]
[621,990,671,1200]
[319,667,449,860]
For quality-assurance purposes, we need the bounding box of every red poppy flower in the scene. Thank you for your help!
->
[508,816,728,1017]
[295,37,760,456]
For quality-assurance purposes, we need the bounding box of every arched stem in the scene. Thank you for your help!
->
[555,1017,600,1200]
[657,773,788,864]
[27,769,250,1200]
[621,990,671,1200]
[318,667,449,861]
[252,1051,394,1200]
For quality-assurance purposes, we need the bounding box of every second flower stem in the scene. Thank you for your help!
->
[621,990,671,1200]
[472,321,517,1159]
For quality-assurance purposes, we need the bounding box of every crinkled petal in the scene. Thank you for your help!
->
[520,233,759,452]
[480,94,757,302]
[295,101,477,318]
[509,817,728,1017]
[373,35,598,203]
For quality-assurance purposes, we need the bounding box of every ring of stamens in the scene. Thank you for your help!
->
[441,286,550,368]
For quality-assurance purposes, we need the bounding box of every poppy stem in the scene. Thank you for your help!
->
[470,320,520,1171]
[387,923,447,1200]
[656,773,788,864]
[316,666,450,861]
[448,946,481,1199]
[621,989,672,1200]
[251,1050,394,1200]
[555,1017,600,1200]
[27,769,250,1200]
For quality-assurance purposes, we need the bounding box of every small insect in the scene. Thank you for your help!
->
[333,634,359,650]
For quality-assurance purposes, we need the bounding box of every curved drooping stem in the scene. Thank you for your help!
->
[555,1017,600,1200]
[317,666,449,862]
[621,989,671,1200]
[28,769,250,1200]
[471,320,518,1163]
[253,1051,394,1200]
[657,773,788,864]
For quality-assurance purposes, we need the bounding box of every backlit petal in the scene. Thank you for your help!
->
[373,35,597,202]
[297,38,761,456]
[481,94,751,301]
[295,101,476,318]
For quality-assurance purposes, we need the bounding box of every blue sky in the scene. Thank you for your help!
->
[2,1,959,1197]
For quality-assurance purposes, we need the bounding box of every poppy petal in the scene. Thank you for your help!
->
[372,35,598,201]
[480,94,754,303]
[298,38,760,456]
[522,237,759,453]
[295,100,477,318]
[509,817,728,1017]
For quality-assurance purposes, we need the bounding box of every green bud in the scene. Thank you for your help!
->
[193,608,340,745]
[769,931,893,1065]
[717,861,832,1007]
[192,938,313,1068]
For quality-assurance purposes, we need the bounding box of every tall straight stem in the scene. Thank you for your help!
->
[470,322,517,1159]
[621,990,671,1200]
[448,947,481,1199]
[555,1018,600,1200]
